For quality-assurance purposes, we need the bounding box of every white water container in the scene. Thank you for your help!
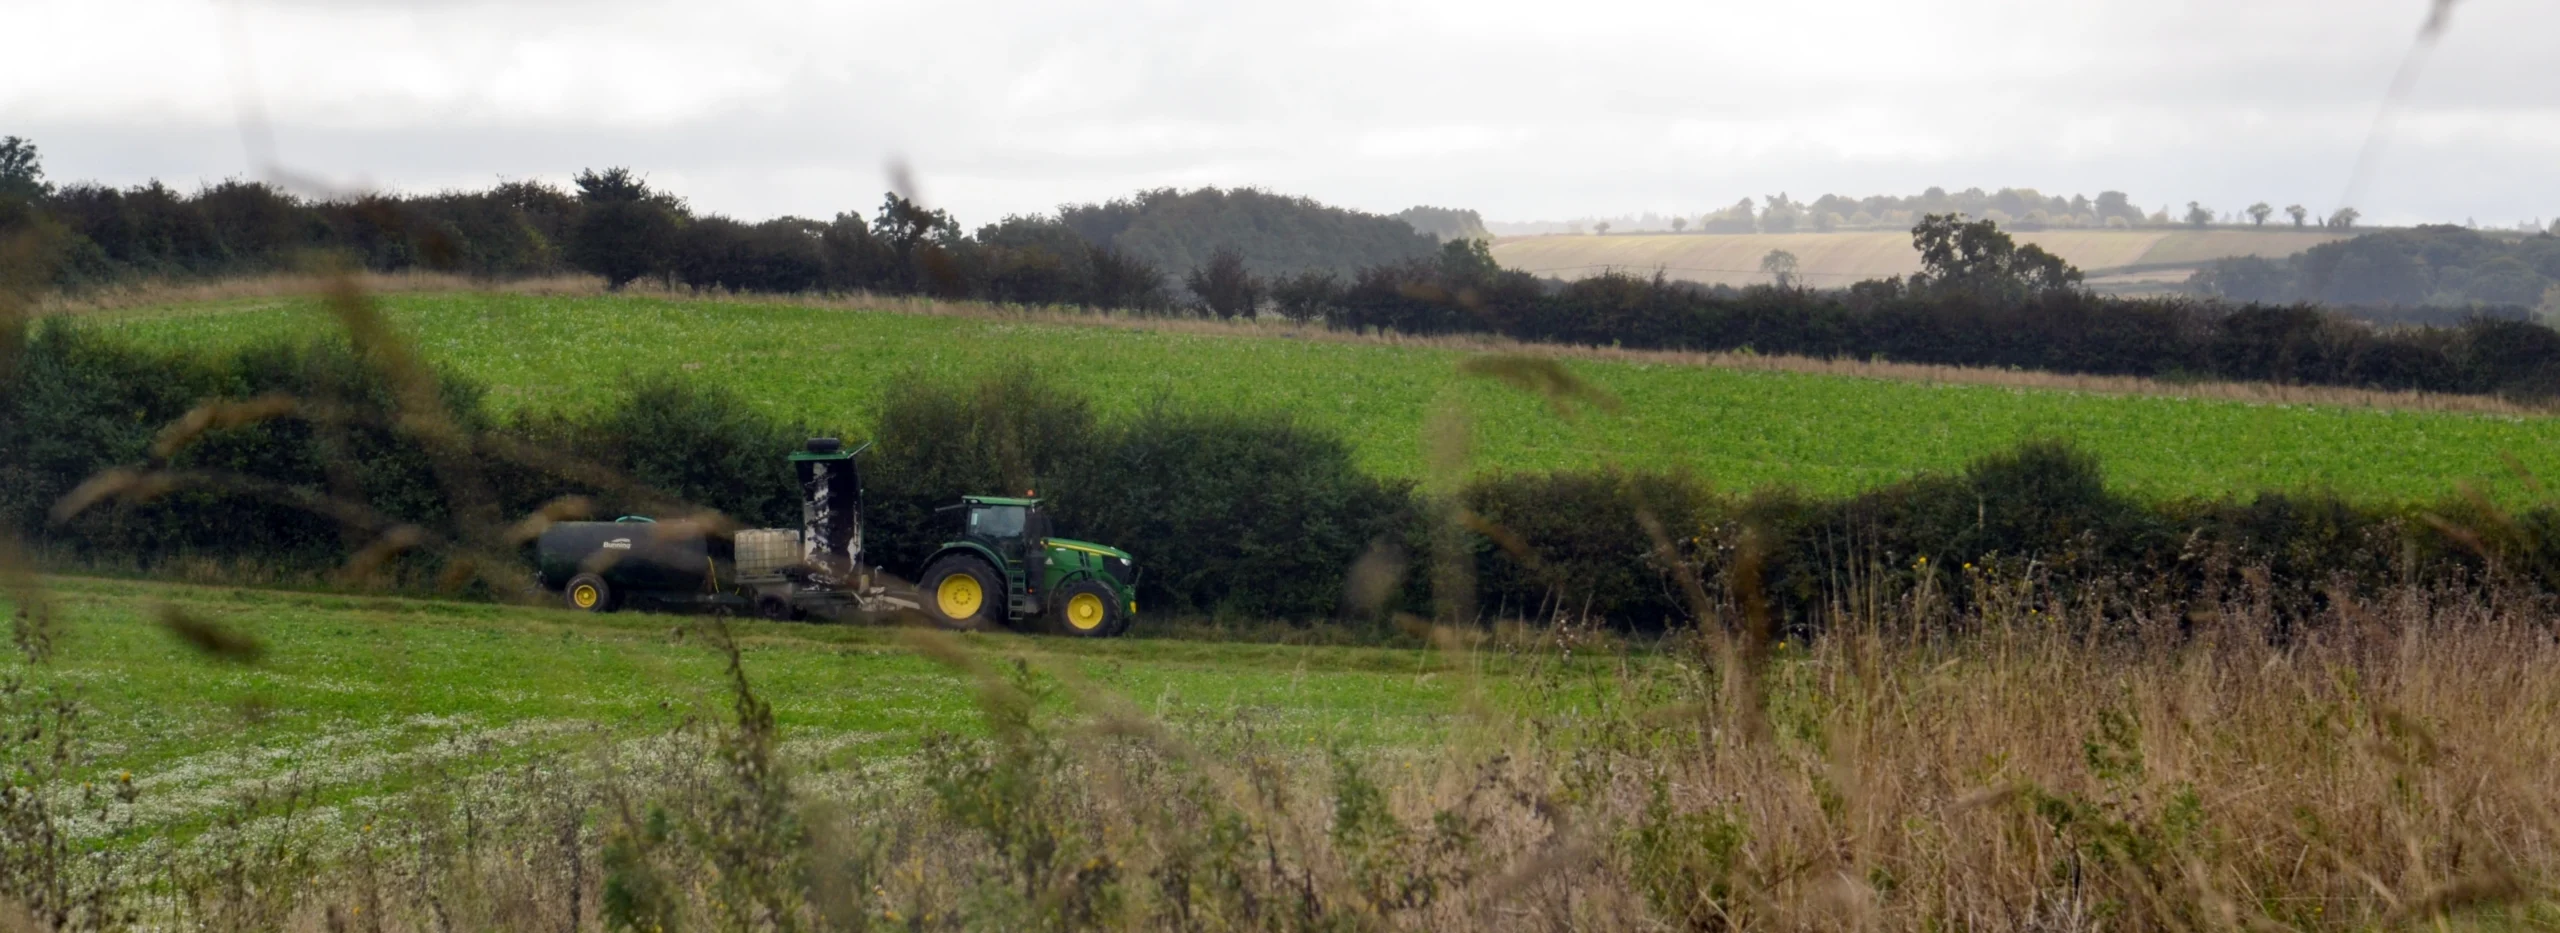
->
[734,528,804,579]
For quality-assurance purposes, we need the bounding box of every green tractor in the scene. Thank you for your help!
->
[916,496,1137,637]
[533,438,1138,637]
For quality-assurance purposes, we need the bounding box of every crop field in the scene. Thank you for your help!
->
[76,291,2560,505]
[8,576,1533,844]
[1489,227,2356,288]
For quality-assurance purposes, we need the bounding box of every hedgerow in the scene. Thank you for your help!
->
[11,327,2558,631]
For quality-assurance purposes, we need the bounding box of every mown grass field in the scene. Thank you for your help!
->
[1489,227,2356,288]
[76,291,2560,505]
[10,575,1558,842]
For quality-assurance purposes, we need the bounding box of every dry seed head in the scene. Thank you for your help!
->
[153,603,266,664]
[503,496,600,545]
[1339,539,1409,619]
[341,525,428,581]
[48,468,164,525]
[151,393,300,460]
[1457,354,1623,418]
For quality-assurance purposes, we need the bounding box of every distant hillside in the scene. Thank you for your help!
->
[1490,228,2359,293]
[2189,225,2560,309]
[1058,187,1440,280]
[1393,205,1489,242]
[1491,186,2170,236]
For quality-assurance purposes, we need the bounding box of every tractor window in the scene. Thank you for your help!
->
[970,505,1027,539]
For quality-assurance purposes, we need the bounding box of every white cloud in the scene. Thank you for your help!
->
[3,0,2553,227]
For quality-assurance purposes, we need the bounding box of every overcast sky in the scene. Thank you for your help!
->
[5,0,2554,228]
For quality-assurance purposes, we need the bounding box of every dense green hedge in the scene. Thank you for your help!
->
[7,326,2553,629]
[1465,442,2559,632]
[0,327,1411,618]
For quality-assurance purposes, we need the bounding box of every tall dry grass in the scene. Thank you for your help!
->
[10,585,2558,931]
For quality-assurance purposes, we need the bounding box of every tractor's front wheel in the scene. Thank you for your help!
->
[921,556,1001,629]
[1048,580,1128,637]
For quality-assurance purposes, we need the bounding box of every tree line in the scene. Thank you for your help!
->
[1251,216,2560,399]
[2190,224,2560,313]
[11,135,2560,398]
[0,136,1448,311]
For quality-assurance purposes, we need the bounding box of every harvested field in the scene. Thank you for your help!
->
[1489,227,2357,288]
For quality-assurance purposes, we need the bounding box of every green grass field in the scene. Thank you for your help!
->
[12,576,1563,841]
[74,291,2560,505]
[1489,227,2355,289]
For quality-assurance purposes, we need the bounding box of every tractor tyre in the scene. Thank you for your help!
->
[1047,580,1127,637]
[920,556,1001,629]
[564,573,619,613]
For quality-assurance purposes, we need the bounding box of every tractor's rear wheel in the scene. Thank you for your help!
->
[921,556,1001,629]
[564,573,618,613]
[1048,580,1127,637]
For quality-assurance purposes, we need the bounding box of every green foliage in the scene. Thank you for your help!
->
[1905,213,2084,302]
[1182,246,1258,318]
[0,136,45,203]
[571,168,684,289]
[2194,224,2560,311]
[861,370,1410,618]
[1624,777,1748,926]
[1063,186,1439,282]
[1391,205,1489,242]
[1266,268,1342,322]
[550,375,817,526]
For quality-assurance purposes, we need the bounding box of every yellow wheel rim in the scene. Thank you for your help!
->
[571,583,600,609]
[936,573,983,618]
[1066,592,1107,631]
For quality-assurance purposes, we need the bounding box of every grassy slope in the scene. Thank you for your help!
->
[1489,228,2356,287]
[78,292,2560,504]
[14,576,1532,838]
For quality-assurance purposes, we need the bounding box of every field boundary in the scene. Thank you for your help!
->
[55,274,2553,418]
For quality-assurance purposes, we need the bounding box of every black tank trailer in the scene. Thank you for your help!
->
[532,438,916,619]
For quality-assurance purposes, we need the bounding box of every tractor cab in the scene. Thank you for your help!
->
[958,496,1050,563]
[919,495,1137,636]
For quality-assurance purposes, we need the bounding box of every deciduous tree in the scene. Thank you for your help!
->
[568,167,684,289]
[1186,246,1260,318]
[1758,249,1800,288]
[0,136,45,203]
[1908,213,2083,304]
[2247,202,2274,226]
